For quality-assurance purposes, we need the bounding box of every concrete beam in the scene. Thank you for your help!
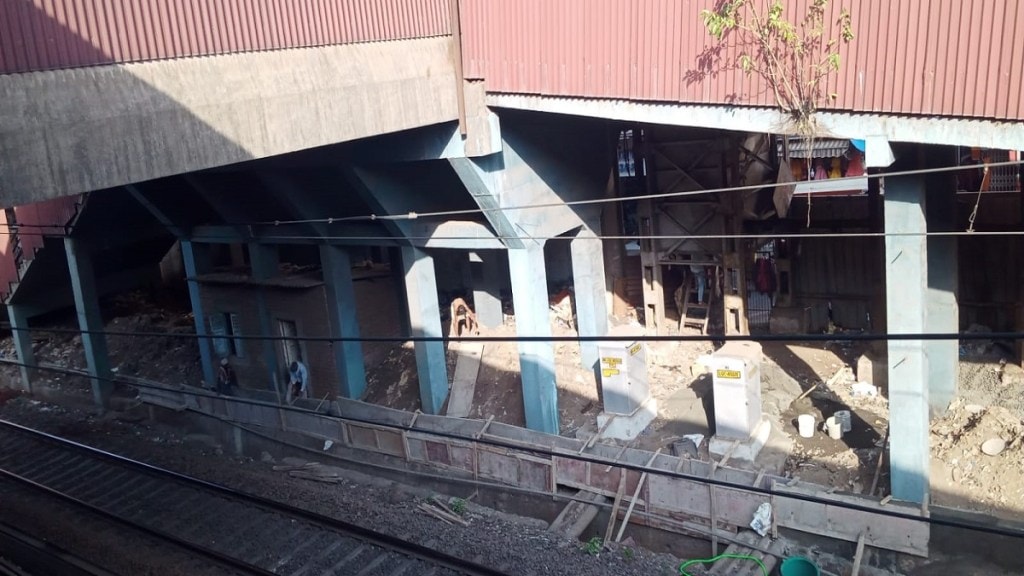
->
[64,238,112,411]
[508,246,559,434]
[412,220,506,250]
[884,175,930,505]
[571,227,609,370]
[7,306,35,392]
[487,93,1024,152]
[1,37,459,205]
[470,251,504,329]
[339,166,413,241]
[320,245,367,400]
[449,155,526,249]
[188,224,399,247]
[354,115,502,162]
[182,241,216,388]
[126,185,184,238]
[400,247,449,414]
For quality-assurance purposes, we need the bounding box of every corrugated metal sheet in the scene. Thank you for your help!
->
[461,0,1024,122]
[0,0,451,74]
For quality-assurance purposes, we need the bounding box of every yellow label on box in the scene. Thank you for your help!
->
[716,369,741,379]
[628,343,642,356]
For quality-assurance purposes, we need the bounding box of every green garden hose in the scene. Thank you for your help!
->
[679,553,769,576]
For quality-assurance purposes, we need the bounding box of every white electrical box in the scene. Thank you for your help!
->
[711,341,763,440]
[598,339,650,416]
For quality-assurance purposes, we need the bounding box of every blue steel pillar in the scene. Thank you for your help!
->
[181,241,216,388]
[570,228,608,370]
[508,246,559,434]
[320,245,367,399]
[7,306,35,391]
[884,176,930,504]
[250,244,283,399]
[471,251,504,328]
[64,238,112,411]
[400,247,449,414]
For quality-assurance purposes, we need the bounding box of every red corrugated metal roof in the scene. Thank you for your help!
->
[0,0,452,75]
[460,0,1024,122]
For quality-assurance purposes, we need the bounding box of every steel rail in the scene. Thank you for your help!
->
[0,419,510,576]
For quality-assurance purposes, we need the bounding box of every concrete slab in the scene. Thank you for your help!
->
[596,396,658,441]
[447,342,484,418]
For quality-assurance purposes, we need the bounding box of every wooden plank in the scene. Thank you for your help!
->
[447,343,483,417]
[615,449,661,542]
[772,481,929,557]
[603,471,628,547]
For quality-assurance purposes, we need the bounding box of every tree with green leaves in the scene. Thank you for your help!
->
[701,0,854,135]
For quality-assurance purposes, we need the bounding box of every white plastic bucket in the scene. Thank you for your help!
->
[826,416,843,439]
[797,414,815,438]
[834,410,852,433]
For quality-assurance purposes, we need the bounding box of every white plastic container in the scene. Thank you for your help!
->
[797,414,815,438]
[826,416,843,439]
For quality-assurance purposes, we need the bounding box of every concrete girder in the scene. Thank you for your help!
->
[64,238,113,411]
[1,37,459,206]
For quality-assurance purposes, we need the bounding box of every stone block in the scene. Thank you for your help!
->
[856,353,887,387]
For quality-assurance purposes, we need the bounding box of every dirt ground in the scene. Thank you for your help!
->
[4,280,1024,525]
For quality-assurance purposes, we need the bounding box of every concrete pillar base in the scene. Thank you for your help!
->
[596,396,658,441]
[709,418,772,464]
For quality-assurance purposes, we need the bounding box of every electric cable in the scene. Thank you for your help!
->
[1,158,1020,242]
[5,323,1023,344]
[258,159,1024,226]
[0,356,1021,540]
[678,553,769,576]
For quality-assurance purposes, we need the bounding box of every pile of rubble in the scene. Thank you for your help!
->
[931,400,1024,510]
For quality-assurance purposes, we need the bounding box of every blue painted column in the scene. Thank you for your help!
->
[925,166,959,415]
[400,247,449,414]
[181,241,216,388]
[250,244,283,399]
[571,228,609,370]
[884,175,930,504]
[508,246,559,434]
[320,245,367,399]
[7,306,35,391]
[64,238,112,411]
[471,251,504,328]
[388,247,412,337]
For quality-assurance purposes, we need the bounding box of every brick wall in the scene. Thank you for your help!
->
[199,283,337,399]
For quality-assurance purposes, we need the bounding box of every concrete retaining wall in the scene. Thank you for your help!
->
[141,384,929,557]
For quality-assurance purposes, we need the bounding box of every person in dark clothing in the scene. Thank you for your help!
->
[217,358,237,395]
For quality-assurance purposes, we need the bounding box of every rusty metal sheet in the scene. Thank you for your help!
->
[459,0,1024,122]
[1,0,452,74]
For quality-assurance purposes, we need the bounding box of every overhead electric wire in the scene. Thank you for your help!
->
[6,324,1023,344]
[256,159,1024,226]
[0,159,1020,243]
[0,355,1019,540]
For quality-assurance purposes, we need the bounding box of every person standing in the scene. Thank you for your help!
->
[287,360,309,404]
[689,264,707,305]
[217,358,237,396]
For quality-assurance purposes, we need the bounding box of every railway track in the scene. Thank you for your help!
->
[0,419,508,576]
